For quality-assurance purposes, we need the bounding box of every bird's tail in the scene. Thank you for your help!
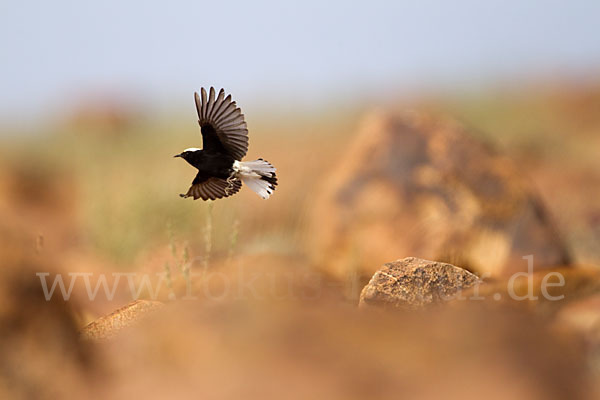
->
[233,159,278,199]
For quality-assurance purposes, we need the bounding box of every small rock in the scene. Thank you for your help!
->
[359,257,481,309]
[80,300,164,341]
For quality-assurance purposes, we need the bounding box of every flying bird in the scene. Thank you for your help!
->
[175,87,277,200]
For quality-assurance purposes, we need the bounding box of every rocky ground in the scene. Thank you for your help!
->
[1,88,600,399]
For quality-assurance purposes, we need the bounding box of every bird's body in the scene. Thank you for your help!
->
[175,87,277,200]
[181,148,236,180]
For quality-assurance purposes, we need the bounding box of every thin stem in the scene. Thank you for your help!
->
[227,219,240,266]
[203,201,214,274]
[164,261,176,300]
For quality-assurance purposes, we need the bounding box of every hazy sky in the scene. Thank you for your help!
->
[1,0,599,120]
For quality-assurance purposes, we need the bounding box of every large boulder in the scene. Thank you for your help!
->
[309,111,571,281]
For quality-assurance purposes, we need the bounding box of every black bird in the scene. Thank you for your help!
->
[175,87,277,200]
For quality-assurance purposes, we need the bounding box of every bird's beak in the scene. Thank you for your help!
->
[174,154,182,158]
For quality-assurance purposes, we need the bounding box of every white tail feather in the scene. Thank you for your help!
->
[233,159,277,199]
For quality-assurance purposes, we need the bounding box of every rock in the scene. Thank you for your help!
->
[555,293,600,339]
[460,267,600,316]
[552,290,600,378]
[0,234,97,399]
[80,300,164,341]
[359,257,481,309]
[309,110,571,281]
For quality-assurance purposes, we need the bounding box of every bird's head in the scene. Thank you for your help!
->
[174,147,202,161]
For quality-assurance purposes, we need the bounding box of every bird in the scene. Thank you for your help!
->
[174,87,277,201]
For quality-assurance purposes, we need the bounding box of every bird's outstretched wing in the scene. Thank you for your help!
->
[181,172,242,201]
[194,87,249,160]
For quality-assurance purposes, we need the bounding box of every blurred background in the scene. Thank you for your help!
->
[1,1,600,399]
